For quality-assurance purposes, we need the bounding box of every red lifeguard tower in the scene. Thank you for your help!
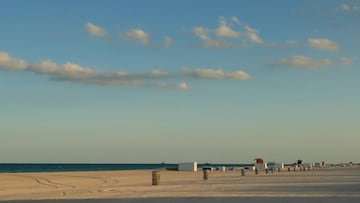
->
[254,158,267,170]
[254,158,264,164]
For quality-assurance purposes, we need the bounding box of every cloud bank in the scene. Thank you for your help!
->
[84,22,172,48]
[153,82,190,90]
[192,17,264,48]
[341,2,360,11]
[0,52,27,71]
[1,52,251,90]
[339,57,355,65]
[0,52,187,89]
[182,67,250,80]
[308,38,340,51]
[277,55,332,68]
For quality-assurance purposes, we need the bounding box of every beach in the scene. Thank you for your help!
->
[0,166,359,202]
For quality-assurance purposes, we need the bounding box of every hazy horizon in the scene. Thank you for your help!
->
[1,0,359,164]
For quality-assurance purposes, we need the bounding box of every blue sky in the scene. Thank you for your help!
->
[0,0,359,164]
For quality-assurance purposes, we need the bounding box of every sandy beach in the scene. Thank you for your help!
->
[0,167,359,202]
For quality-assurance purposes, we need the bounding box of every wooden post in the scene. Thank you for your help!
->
[152,171,160,185]
[265,168,269,174]
[288,167,291,172]
[241,169,245,176]
[203,168,209,180]
[255,168,258,175]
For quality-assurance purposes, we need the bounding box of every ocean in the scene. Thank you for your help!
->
[0,163,251,173]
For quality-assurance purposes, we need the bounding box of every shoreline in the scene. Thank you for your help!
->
[0,163,256,174]
[0,167,359,201]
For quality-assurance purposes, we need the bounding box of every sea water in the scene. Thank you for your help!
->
[0,163,251,173]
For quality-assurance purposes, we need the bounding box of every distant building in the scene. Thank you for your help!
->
[178,162,197,172]
[268,162,284,169]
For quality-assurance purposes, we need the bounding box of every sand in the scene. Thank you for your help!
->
[0,167,359,202]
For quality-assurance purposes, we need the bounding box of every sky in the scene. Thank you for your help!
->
[0,0,359,164]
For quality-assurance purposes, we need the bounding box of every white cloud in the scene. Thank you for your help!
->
[85,22,108,38]
[216,24,241,38]
[177,82,190,90]
[231,16,241,25]
[147,69,168,77]
[112,70,168,80]
[163,36,173,49]
[29,60,95,81]
[0,52,27,71]
[29,60,59,74]
[245,26,263,44]
[58,76,145,87]
[121,29,171,49]
[0,51,190,90]
[203,39,234,48]
[193,25,236,48]
[182,67,250,80]
[216,17,241,38]
[278,55,332,68]
[124,28,150,45]
[342,4,351,10]
[31,62,171,87]
[193,27,211,40]
[339,57,355,65]
[153,82,190,90]
[192,17,266,48]
[341,2,360,11]
[308,38,340,51]
[228,70,251,80]
[219,16,227,26]
[1,51,254,90]
[84,23,170,49]
[193,22,239,48]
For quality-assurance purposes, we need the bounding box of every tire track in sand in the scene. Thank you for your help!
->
[10,174,76,197]
[56,174,120,193]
